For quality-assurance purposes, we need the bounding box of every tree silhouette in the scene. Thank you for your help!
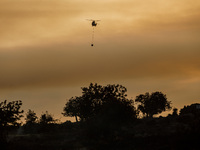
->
[172,108,178,116]
[63,83,137,122]
[63,96,81,122]
[25,109,38,124]
[0,100,23,145]
[39,111,54,124]
[135,92,171,117]
[0,100,23,127]
[180,103,200,117]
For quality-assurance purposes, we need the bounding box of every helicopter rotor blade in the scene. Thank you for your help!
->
[86,19,94,21]
[86,19,101,21]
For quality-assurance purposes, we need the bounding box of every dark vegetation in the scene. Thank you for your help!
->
[1,83,200,150]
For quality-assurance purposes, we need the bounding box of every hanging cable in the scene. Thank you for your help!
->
[91,27,95,46]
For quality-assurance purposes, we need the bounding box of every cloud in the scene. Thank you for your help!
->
[0,0,87,48]
[1,0,200,49]
[0,0,199,92]
[0,32,200,90]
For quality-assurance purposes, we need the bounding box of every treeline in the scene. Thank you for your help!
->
[1,83,200,150]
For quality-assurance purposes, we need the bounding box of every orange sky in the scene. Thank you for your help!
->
[0,0,200,122]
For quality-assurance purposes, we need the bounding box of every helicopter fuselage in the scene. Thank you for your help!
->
[92,21,97,26]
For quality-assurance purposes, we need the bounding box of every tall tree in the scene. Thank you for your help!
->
[63,97,81,122]
[63,83,137,122]
[135,92,171,117]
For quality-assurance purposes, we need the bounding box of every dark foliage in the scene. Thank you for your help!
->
[0,100,23,147]
[2,85,200,150]
[25,109,38,124]
[0,100,24,127]
[63,83,137,122]
[172,108,178,116]
[180,103,200,117]
[62,83,138,144]
[39,111,55,124]
[135,91,171,117]
[62,96,81,122]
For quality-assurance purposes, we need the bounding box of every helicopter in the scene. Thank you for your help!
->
[87,19,101,27]
[86,19,101,46]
